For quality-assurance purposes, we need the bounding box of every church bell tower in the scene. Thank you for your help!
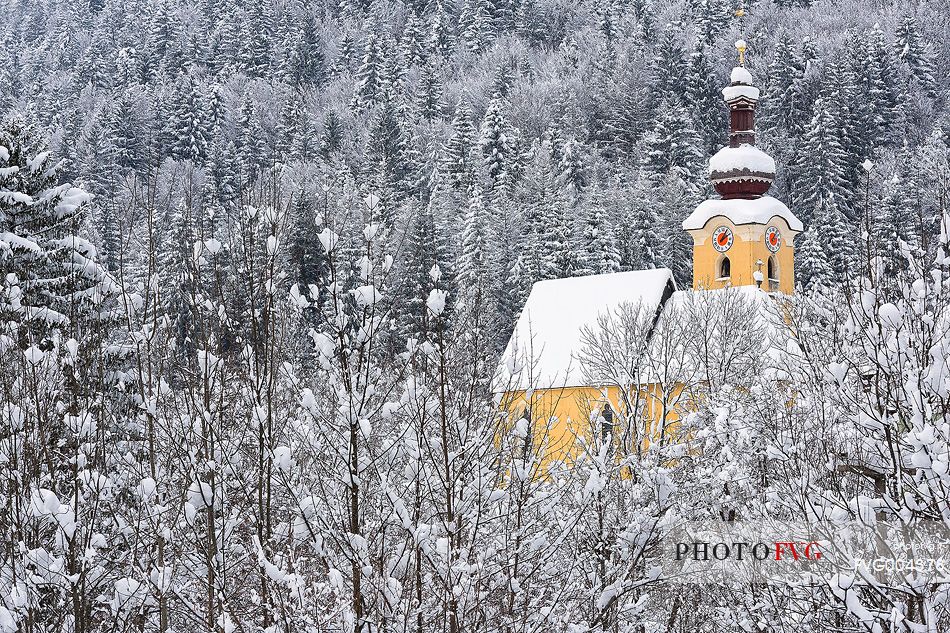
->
[682,40,802,294]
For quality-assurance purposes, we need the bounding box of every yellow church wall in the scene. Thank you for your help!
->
[498,382,690,466]
[688,215,797,295]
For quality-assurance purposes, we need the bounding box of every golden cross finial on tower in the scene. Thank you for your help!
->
[735,39,747,67]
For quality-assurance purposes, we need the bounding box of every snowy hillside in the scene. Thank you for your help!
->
[0,0,949,630]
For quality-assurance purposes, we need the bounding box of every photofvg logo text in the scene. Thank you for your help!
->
[675,540,823,562]
[658,520,950,586]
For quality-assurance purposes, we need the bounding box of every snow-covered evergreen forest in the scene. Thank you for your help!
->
[2,0,950,630]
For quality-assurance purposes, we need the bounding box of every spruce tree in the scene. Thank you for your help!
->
[289,16,327,86]
[148,2,176,75]
[352,29,386,110]
[652,174,695,285]
[642,97,704,191]
[276,97,301,161]
[320,110,344,160]
[796,232,830,288]
[332,32,358,77]
[874,177,907,275]
[762,36,807,134]
[512,183,544,289]
[157,201,196,360]
[491,0,516,34]
[480,95,519,196]
[623,205,658,271]
[77,112,119,200]
[76,113,124,274]
[236,98,267,180]
[519,141,576,280]
[400,203,451,341]
[365,102,411,218]
[874,152,922,272]
[427,3,454,59]
[596,0,619,44]
[652,27,687,100]
[601,68,651,160]
[0,117,114,344]
[686,40,724,154]
[286,194,330,313]
[380,32,406,102]
[457,186,495,298]
[559,137,587,197]
[692,0,731,45]
[210,140,242,205]
[490,60,517,99]
[240,0,273,78]
[831,48,868,181]
[819,193,855,279]
[798,194,852,287]
[542,196,576,279]
[797,79,855,223]
[460,0,494,55]
[577,188,621,276]
[866,23,899,127]
[206,83,225,133]
[171,73,211,165]
[415,62,446,121]
[895,16,937,95]
[847,31,887,157]
[108,90,145,171]
[293,107,319,162]
[400,10,428,68]
[619,174,659,271]
[499,248,531,342]
[453,186,498,386]
[442,101,477,191]
[205,5,237,73]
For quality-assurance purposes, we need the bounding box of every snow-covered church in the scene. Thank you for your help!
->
[497,42,803,462]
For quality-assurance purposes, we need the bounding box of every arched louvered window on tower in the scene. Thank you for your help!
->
[718,256,731,280]
[600,402,614,444]
[768,255,778,291]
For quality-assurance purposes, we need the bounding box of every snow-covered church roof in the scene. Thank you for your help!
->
[709,144,775,181]
[497,268,676,391]
[730,66,754,85]
[722,66,760,102]
[495,270,787,393]
[681,195,803,232]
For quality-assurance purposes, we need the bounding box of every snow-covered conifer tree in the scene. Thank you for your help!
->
[442,101,477,191]
[797,78,856,223]
[0,116,114,344]
[895,15,936,95]
[479,95,519,196]
[642,97,705,191]
[577,188,621,276]
[415,62,446,121]
[319,110,344,160]
[352,28,387,111]
[170,73,211,165]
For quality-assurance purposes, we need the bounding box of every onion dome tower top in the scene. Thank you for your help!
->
[708,40,775,200]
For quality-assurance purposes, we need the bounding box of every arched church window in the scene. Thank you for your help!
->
[767,256,777,281]
[601,403,614,444]
[718,256,731,279]
[518,408,532,457]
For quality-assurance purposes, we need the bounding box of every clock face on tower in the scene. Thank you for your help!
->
[712,226,734,252]
[765,226,781,253]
